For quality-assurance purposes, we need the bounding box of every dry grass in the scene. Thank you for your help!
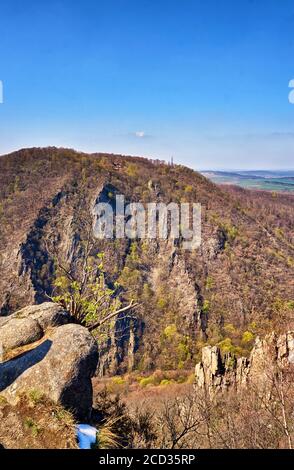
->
[93,372,194,414]
[96,417,122,449]
[0,392,77,449]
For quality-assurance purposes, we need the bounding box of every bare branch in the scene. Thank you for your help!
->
[88,301,139,331]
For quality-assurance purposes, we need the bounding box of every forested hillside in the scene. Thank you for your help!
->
[0,147,293,374]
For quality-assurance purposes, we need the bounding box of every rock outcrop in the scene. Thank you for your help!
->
[0,303,99,420]
[0,302,71,354]
[195,331,294,395]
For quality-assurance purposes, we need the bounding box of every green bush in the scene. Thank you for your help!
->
[242,331,254,343]
[218,338,234,354]
[164,324,177,339]
[112,377,126,386]
[139,376,155,388]
[184,185,193,193]
[160,379,171,386]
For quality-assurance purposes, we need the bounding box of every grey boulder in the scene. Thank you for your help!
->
[0,323,99,420]
[0,302,71,353]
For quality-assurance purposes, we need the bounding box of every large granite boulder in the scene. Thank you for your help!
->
[0,323,99,420]
[0,302,71,353]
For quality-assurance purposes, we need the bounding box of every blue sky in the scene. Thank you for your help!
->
[1,0,294,169]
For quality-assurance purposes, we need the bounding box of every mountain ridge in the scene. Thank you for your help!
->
[0,147,293,374]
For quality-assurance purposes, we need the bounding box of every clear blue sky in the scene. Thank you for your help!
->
[1,0,294,169]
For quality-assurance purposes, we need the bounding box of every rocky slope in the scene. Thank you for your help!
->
[0,147,293,373]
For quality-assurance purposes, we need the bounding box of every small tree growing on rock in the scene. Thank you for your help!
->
[51,252,138,333]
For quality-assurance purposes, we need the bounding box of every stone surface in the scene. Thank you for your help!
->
[0,323,99,420]
[195,331,294,395]
[0,317,43,353]
[0,302,71,353]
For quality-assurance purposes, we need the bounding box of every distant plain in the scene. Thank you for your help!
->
[201,170,294,192]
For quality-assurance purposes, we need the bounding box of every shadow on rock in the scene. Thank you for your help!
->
[0,340,52,392]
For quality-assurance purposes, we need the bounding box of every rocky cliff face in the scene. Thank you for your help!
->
[195,331,294,395]
[0,148,293,374]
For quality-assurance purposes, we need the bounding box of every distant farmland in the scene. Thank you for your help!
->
[201,170,294,192]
